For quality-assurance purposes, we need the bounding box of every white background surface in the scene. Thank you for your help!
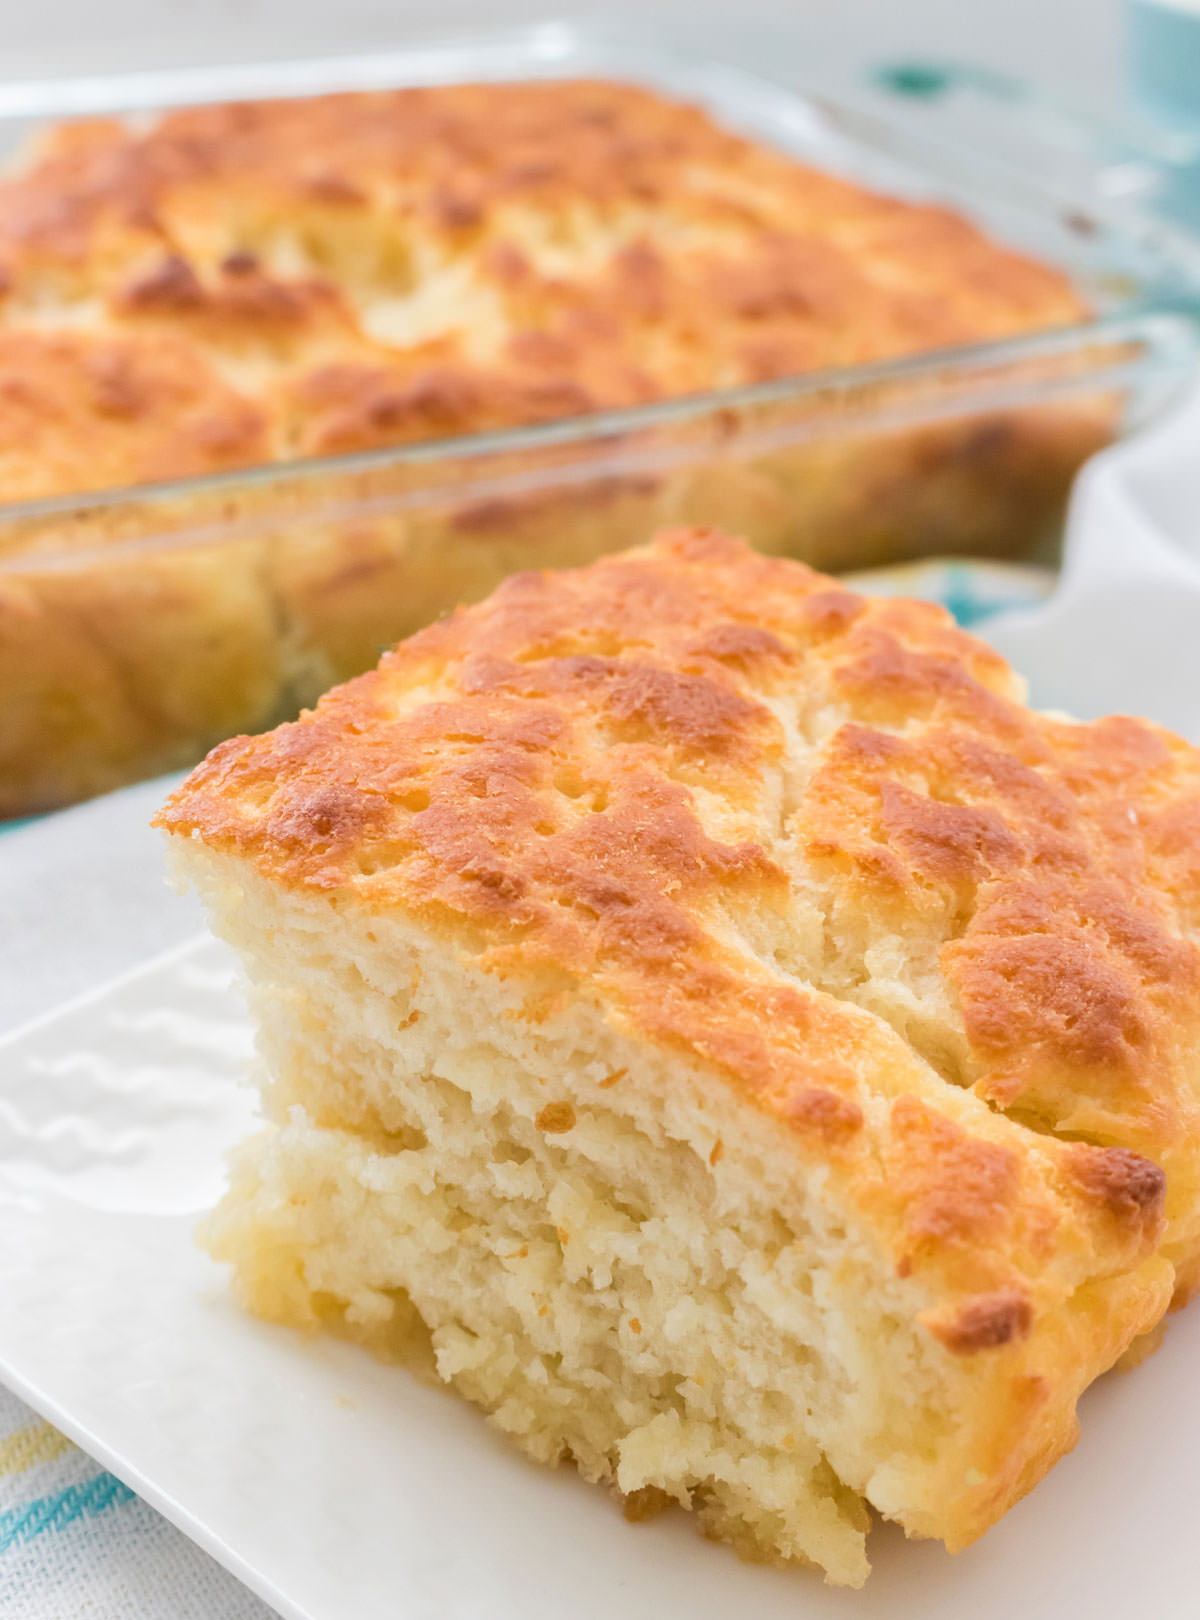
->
[3,0,1125,108]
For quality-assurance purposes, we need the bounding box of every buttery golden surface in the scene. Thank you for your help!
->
[0,79,1087,499]
[159,528,1200,1290]
[160,530,1200,1558]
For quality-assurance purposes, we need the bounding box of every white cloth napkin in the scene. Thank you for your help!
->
[984,381,1200,738]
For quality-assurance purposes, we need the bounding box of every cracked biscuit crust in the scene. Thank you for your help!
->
[161,528,1198,1542]
[160,528,1200,1230]
[160,529,1200,1260]
[159,528,1199,1544]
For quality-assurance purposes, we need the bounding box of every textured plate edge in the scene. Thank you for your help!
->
[0,934,302,1620]
[0,933,221,1050]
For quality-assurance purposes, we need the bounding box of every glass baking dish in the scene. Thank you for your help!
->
[1,21,1198,818]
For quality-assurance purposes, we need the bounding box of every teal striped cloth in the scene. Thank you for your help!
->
[1,1439,135,1557]
[0,1391,276,1618]
[839,555,1054,626]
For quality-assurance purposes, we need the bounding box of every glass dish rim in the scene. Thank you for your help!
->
[0,309,1194,540]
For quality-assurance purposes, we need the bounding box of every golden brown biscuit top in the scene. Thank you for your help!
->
[0,80,1086,500]
[159,529,1200,1343]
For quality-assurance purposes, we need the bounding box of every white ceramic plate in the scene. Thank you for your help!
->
[0,937,1196,1620]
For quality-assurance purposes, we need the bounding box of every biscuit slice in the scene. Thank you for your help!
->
[156,529,1200,1585]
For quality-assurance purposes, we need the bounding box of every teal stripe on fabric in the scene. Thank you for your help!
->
[940,563,984,628]
[0,1473,136,1553]
[939,562,1005,629]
